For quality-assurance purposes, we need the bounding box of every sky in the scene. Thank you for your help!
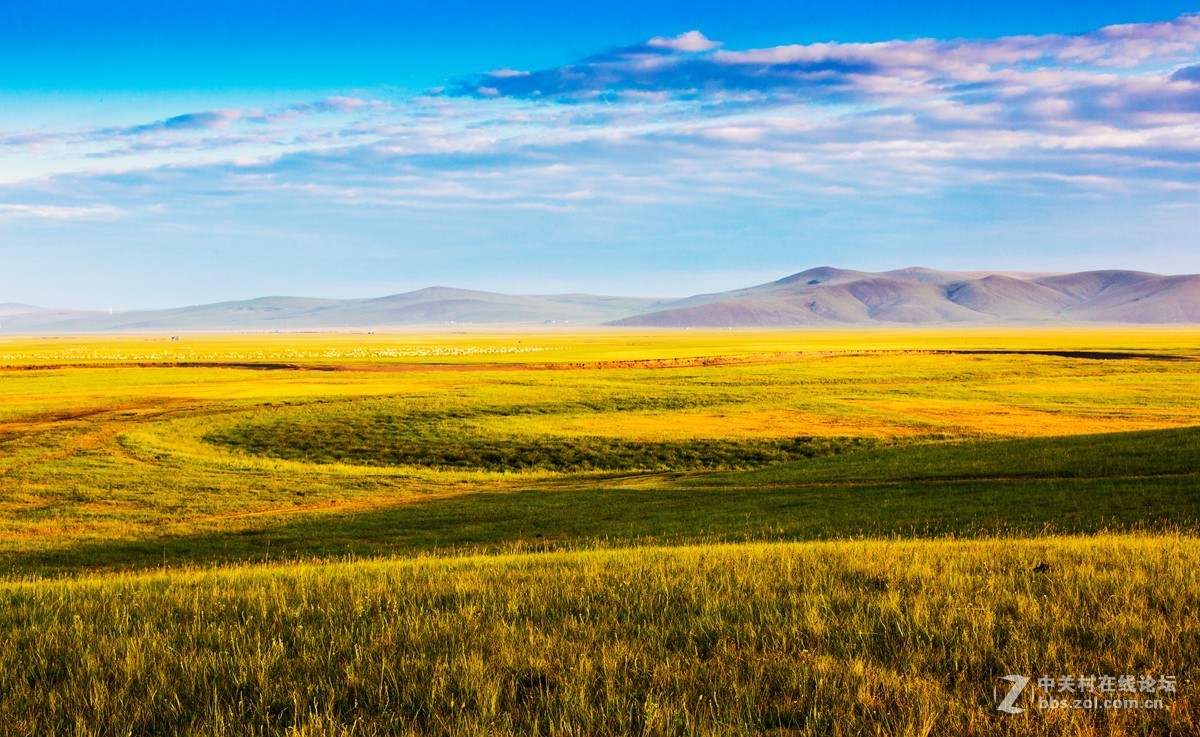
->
[2,2,1200,308]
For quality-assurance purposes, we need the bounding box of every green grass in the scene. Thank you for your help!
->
[3,330,1200,735]
[702,425,1200,486]
[11,426,1200,574]
[3,536,1197,736]
[203,401,883,471]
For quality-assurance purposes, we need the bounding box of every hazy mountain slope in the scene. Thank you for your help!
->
[611,277,986,327]
[5,268,1198,332]
[882,267,971,283]
[1061,274,1200,323]
[1,289,666,332]
[885,268,1058,283]
[842,279,985,322]
[539,294,672,313]
[661,268,875,311]
[1030,270,1158,301]
[945,275,1076,318]
[0,308,105,330]
[0,303,44,318]
[10,297,351,331]
[613,268,1200,327]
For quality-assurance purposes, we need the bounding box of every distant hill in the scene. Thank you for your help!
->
[0,306,104,330]
[4,268,1199,332]
[0,303,45,318]
[610,268,1200,327]
[0,289,670,332]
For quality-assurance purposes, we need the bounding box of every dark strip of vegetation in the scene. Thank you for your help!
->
[13,462,1199,575]
[206,426,877,472]
[203,401,883,472]
[934,349,1194,361]
[700,425,1200,486]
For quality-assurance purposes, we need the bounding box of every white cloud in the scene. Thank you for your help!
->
[5,14,1200,239]
[0,203,126,221]
[647,30,720,53]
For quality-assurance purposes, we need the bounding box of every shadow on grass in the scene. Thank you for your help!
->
[12,467,1200,576]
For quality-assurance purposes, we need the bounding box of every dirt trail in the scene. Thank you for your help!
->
[0,401,197,478]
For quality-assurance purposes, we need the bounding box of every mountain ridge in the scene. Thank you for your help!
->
[4,268,1199,331]
[612,268,1200,327]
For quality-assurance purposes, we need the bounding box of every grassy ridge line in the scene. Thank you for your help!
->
[3,535,1197,736]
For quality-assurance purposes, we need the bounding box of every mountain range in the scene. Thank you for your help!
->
[3,268,1200,331]
[612,267,1200,326]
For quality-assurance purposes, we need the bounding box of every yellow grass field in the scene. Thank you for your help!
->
[0,328,1197,550]
[2,327,1199,735]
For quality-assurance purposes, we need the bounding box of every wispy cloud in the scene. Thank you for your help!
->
[124,109,243,134]
[4,14,1200,281]
[0,96,386,161]
[448,13,1200,118]
[0,203,126,221]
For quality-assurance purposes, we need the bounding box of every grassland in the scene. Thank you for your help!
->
[1,327,1198,734]
[4,537,1198,736]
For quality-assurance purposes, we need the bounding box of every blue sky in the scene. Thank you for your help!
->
[2,2,1200,307]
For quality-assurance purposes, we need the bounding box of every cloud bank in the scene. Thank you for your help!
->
[2,13,1200,304]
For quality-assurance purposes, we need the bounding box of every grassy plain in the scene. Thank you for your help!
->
[1,327,1199,734]
[4,537,1198,736]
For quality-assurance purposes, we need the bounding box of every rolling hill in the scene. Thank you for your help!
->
[611,268,1200,327]
[0,289,669,332]
[3,268,1199,331]
[0,303,44,317]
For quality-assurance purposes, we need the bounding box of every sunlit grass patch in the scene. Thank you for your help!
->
[2,326,1200,564]
[2,535,1197,736]
[1,329,1199,734]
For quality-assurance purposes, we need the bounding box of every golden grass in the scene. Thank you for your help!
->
[3,329,1198,734]
[2,535,1196,736]
[1,329,1198,556]
[2,324,1199,365]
